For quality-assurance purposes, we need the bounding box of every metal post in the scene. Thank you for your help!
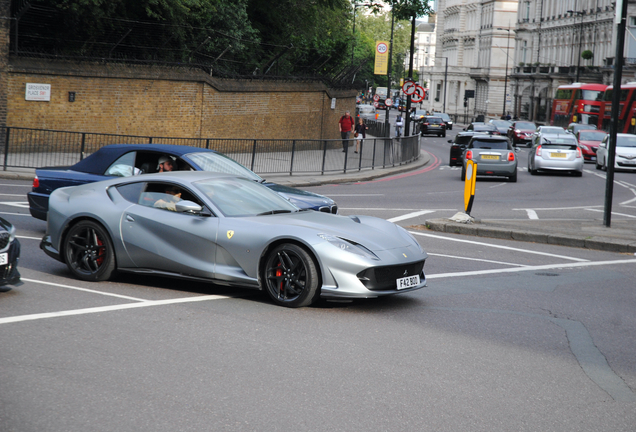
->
[250,139,257,171]
[604,0,628,227]
[289,140,296,175]
[385,8,395,136]
[443,57,448,113]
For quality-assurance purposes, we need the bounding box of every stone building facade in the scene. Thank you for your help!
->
[511,0,636,123]
[426,0,518,121]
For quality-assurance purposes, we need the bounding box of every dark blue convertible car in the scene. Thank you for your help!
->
[27,144,338,221]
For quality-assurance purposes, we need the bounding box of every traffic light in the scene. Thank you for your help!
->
[464,98,468,107]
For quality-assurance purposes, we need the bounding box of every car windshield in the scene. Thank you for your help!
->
[435,113,450,121]
[539,127,564,134]
[579,131,607,141]
[474,125,496,131]
[617,135,636,148]
[470,140,508,149]
[541,138,578,149]
[359,106,374,113]
[516,122,535,129]
[491,120,511,127]
[427,117,442,123]
[194,177,298,217]
[455,135,473,144]
[413,110,427,117]
[186,152,262,182]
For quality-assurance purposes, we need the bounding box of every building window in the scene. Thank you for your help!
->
[436,83,441,100]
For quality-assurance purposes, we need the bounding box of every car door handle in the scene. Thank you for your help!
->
[126,214,135,222]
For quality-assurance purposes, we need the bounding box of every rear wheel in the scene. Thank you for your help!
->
[263,243,320,308]
[573,170,583,177]
[509,171,517,182]
[64,220,116,281]
[460,166,466,181]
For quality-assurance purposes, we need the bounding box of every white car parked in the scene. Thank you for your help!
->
[596,133,636,172]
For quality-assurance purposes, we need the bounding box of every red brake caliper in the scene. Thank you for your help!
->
[276,264,283,292]
[96,237,104,266]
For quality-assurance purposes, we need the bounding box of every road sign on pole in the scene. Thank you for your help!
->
[464,160,477,215]
[411,85,426,103]
[385,98,393,107]
[402,80,417,95]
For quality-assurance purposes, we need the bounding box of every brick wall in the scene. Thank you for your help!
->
[4,58,356,140]
[0,0,10,128]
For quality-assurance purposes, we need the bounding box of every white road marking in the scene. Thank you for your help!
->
[410,231,589,262]
[0,294,232,325]
[21,278,148,301]
[427,258,636,279]
[388,210,436,222]
[512,205,603,211]
[0,201,30,208]
[325,194,385,197]
[0,212,30,216]
[0,194,28,197]
[585,208,636,219]
[427,252,530,267]
[343,208,457,212]
[17,235,41,240]
[524,209,539,219]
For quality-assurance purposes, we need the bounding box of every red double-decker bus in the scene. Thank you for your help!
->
[551,83,607,128]
[601,82,636,134]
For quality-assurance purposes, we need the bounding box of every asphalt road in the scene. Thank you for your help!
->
[1,135,636,431]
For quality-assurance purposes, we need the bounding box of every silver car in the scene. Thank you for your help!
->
[595,133,636,172]
[461,135,519,182]
[40,172,428,308]
[528,134,584,176]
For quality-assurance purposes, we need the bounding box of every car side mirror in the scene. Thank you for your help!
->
[175,200,204,214]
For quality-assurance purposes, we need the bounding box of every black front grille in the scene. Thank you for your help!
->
[357,260,425,290]
[0,232,10,250]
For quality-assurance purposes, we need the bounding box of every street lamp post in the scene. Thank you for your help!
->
[497,27,512,117]
[567,9,585,82]
[351,2,381,65]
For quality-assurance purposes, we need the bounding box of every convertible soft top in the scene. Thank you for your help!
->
[71,144,216,175]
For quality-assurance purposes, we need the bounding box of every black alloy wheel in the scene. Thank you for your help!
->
[264,243,320,308]
[64,220,116,281]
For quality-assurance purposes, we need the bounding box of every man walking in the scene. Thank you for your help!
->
[338,111,355,152]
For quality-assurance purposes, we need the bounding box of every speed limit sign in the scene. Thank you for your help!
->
[376,42,388,54]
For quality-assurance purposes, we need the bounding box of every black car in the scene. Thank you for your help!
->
[0,217,21,287]
[420,116,446,137]
[464,122,500,135]
[447,132,476,166]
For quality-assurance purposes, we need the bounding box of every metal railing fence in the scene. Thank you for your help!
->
[0,127,420,175]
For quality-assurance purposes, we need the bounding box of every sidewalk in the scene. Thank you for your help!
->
[3,149,635,254]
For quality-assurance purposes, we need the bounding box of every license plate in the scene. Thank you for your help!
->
[481,155,499,160]
[623,160,636,165]
[0,253,7,265]
[430,125,440,128]
[550,152,566,158]
[396,274,420,290]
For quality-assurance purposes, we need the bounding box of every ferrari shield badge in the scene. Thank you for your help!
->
[227,230,234,239]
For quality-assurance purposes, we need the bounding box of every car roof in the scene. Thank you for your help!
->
[470,134,508,140]
[71,144,217,175]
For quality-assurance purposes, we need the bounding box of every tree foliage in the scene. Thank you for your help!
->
[12,0,432,87]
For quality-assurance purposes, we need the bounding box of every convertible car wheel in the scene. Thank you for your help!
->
[264,243,320,308]
[64,220,116,281]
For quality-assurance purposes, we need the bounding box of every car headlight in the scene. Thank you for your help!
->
[8,224,15,242]
[318,234,379,260]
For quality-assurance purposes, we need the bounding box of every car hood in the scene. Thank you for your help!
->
[264,182,335,207]
[616,147,636,158]
[578,140,601,147]
[256,211,415,253]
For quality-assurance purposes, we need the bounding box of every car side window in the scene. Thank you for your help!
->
[138,182,204,213]
[116,182,145,203]
[105,152,139,177]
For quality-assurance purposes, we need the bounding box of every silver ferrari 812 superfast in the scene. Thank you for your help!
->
[41,172,428,307]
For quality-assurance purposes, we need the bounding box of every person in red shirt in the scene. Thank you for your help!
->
[338,111,355,152]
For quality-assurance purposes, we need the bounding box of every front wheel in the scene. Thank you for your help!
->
[263,243,320,308]
[64,220,116,281]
